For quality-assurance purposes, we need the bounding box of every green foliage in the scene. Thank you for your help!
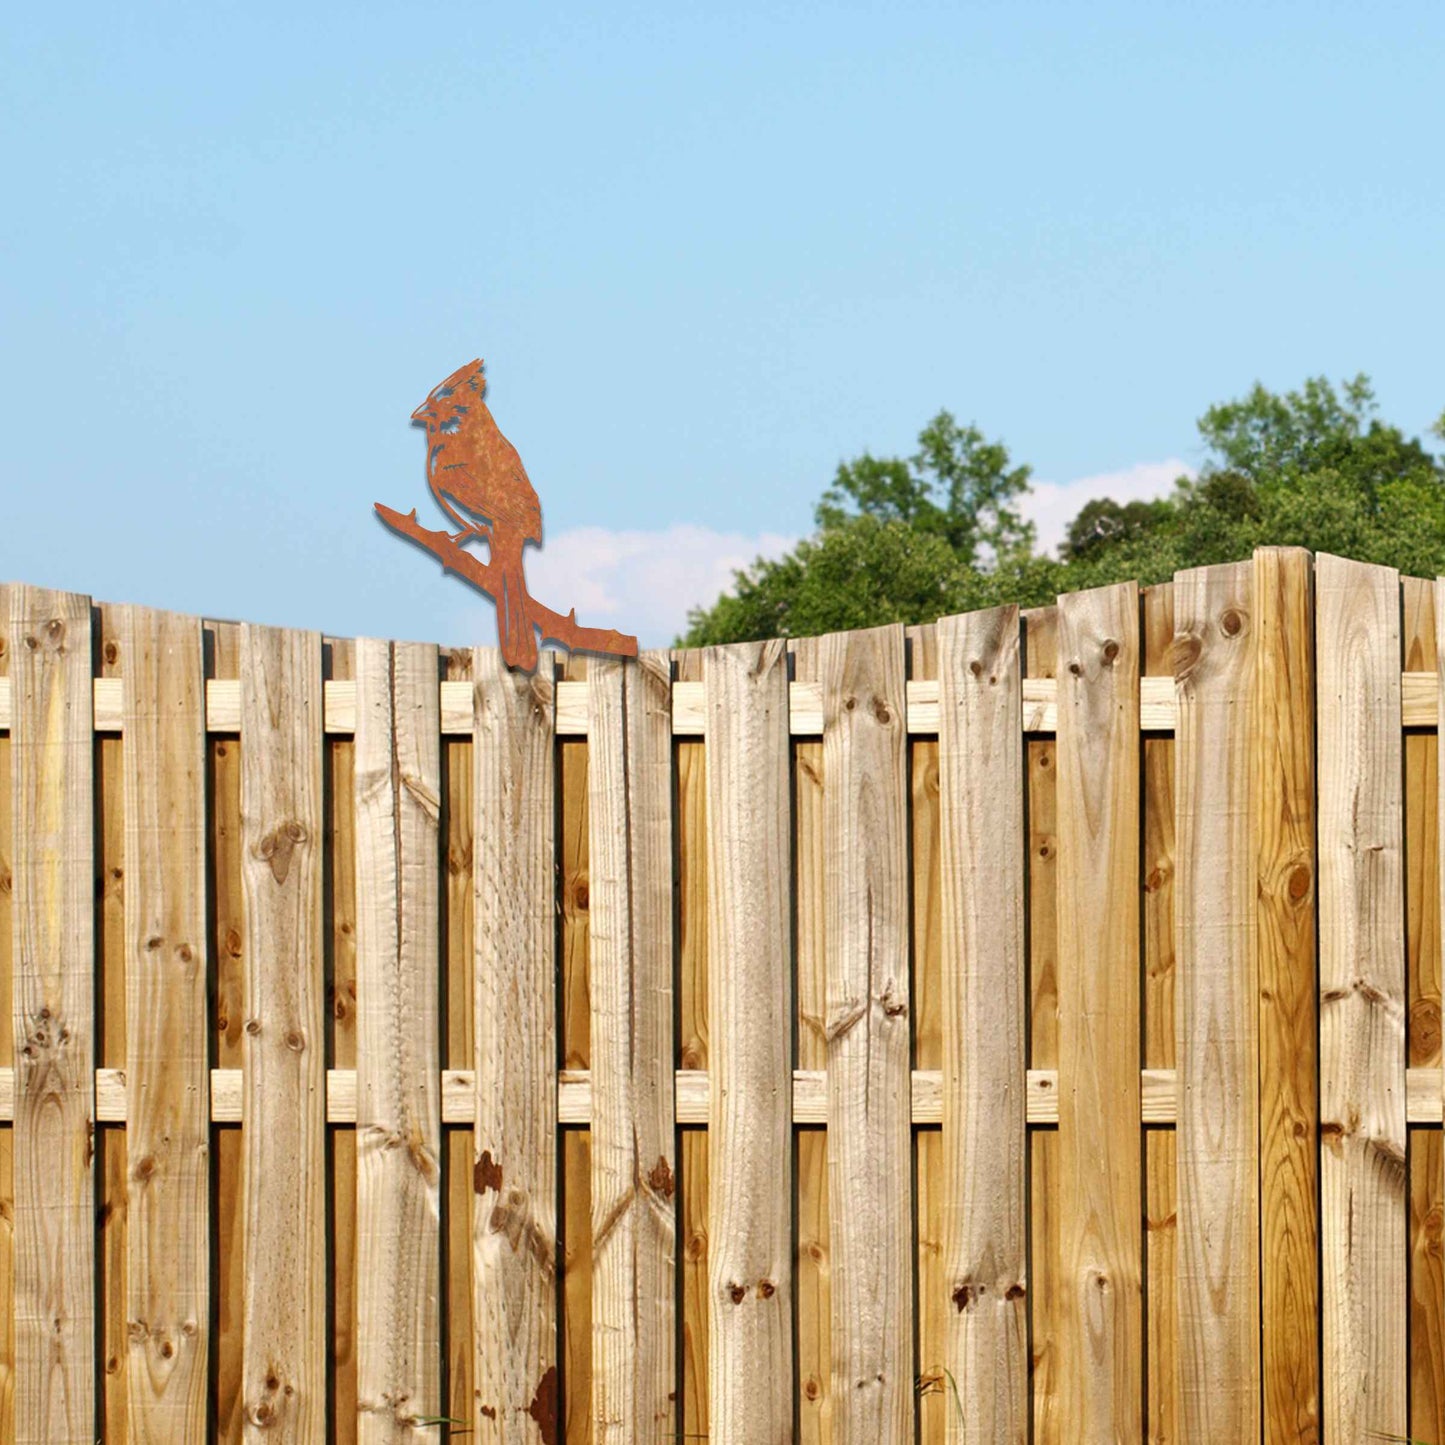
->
[816,410,1035,564]
[679,375,1445,645]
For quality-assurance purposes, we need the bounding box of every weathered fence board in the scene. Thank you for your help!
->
[471,647,558,1440]
[353,638,443,1438]
[1317,552,1407,1440]
[210,619,246,1445]
[0,550,1442,1441]
[1254,547,1320,1445]
[587,654,676,1442]
[1141,582,1178,1445]
[119,604,210,1441]
[8,585,96,1445]
[1055,582,1142,1439]
[0,594,13,1444]
[704,640,793,1444]
[1173,561,1260,1440]
[938,605,1027,1444]
[240,622,327,1442]
[802,625,912,1444]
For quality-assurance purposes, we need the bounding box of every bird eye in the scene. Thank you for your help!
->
[435,385,454,399]
[440,415,461,434]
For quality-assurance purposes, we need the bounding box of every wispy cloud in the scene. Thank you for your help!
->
[447,460,1193,648]
[1022,458,1194,557]
[450,523,797,648]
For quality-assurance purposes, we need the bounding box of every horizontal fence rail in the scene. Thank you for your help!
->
[1,549,1443,1443]
[3,670,1440,736]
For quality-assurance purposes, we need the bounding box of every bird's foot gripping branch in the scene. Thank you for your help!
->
[374,503,638,670]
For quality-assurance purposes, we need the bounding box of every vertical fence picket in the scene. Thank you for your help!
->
[119,605,210,1439]
[674,647,711,1443]
[8,584,96,1445]
[792,635,830,1445]
[472,647,558,1439]
[353,639,442,1437]
[96,602,128,1443]
[559,652,592,1445]
[1317,552,1407,1439]
[329,635,360,1436]
[1141,582,1178,1445]
[210,619,246,1444]
[239,622,327,1442]
[587,654,676,1441]
[908,620,942,1445]
[937,605,1027,1443]
[797,625,913,1444]
[704,639,793,1443]
[1172,562,1260,1440]
[1254,547,1320,1445]
[1021,607,1061,1444]
[1403,576,1444,1442]
[443,645,476,1438]
[1055,582,1142,1439]
[0,584,12,1439]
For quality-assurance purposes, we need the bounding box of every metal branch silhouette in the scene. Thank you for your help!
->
[375,358,639,671]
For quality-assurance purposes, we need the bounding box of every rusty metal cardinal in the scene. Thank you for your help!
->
[375,358,638,671]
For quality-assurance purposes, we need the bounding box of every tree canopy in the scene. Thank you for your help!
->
[679,375,1445,646]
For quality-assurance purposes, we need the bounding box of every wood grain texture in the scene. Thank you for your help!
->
[1317,553,1406,1441]
[675,647,710,1444]
[586,654,676,1442]
[96,608,129,1443]
[797,625,913,1443]
[328,638,359,1444]
[1020,607,1062,1445]
[210,621,246,1444]
[118,605,210,1440]
[703,640,793,1444]
[562,1129,591,1445]
[937,606,1026,1444]
[793,645,830,1445]
[1253,547,1319,1445]
[558,653,591,1445]
[1405,577,1440,1071]
[908,622,943,1445]
[239,622,327,1443]
[353,639,443,1438]
[443,648,476,1441]
[0,593,13,1442]
[1140,584,1177,1445]
[1413,1128,1445,1445]
[471,647,558,1441]
[1406,576,1443,1435]
[1054,582,1142,1441]
[8,585,96,1444]
[1172,562,1259,1441]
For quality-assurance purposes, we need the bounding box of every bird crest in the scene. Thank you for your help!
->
[376,357,638,671]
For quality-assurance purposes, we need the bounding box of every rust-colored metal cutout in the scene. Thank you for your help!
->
[376,358,638,671]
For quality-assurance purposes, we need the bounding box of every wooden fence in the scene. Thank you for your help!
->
[0,548,1441,1442]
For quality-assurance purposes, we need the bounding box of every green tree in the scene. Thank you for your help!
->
[681,411,1034,644]
[1069,375,1445,585]
[681,375,1445,646]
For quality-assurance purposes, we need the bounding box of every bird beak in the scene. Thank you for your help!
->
[410,402,430,423]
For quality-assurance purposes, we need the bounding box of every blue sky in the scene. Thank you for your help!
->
[3,2,1442,645]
